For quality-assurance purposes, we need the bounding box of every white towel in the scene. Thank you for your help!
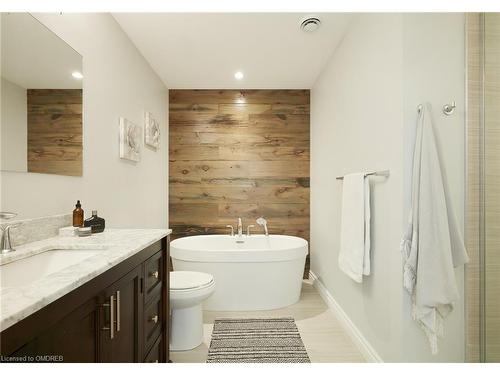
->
[401,103,469,354]
[339,173,371,283]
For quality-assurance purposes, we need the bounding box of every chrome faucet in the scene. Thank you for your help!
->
[0,212,19,254]
[256,217,269,236]
[237,217,243,237]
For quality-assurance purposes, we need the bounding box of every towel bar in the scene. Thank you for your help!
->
[336,170,390,180]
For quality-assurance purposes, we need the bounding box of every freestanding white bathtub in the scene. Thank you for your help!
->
[170,234,308,311]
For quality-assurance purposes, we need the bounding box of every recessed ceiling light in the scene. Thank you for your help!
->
[72,71,83,80]
[234,71,244,80]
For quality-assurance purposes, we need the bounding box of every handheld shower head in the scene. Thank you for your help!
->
[256,217,269,236]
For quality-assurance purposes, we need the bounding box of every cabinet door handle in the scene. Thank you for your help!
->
[150,270,159,279]
[116,290,121,332]
[149,314,158,324]
[101,296,115,339]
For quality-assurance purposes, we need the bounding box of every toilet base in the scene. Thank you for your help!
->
[170,304,203,351]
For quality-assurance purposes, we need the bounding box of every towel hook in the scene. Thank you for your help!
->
[442,101,456,116]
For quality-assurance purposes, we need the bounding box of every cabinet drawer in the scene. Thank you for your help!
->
[144,293,162,353]
[144,251,162,303]
[144,335,162,363]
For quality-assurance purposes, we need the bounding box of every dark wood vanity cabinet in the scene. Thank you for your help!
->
[99,266,142,363]
[0,236,170,363]
[3,296,102,362]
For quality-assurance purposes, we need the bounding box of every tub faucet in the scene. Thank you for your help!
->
[0,211,19,254]
[237,218,243,237]
[256,217,268,236]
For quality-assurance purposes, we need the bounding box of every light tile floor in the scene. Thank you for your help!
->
[170,280,365,363]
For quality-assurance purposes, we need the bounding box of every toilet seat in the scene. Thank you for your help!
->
[170,271,214,292]
[169,271,216,351]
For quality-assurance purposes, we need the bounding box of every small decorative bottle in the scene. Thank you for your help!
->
[84,210,106,233]
[72,200,84,227]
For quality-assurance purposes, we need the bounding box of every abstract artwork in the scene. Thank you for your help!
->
[119,117,141,162]
[144,111,160,149]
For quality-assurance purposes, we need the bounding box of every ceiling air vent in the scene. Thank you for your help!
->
[300,17,321,32]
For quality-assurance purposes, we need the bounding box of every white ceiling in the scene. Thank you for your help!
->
[1,13,82,89]
[113,13,352,89]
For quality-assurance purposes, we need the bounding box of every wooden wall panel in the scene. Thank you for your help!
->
[27,89,83,176]
[169,90,310,276]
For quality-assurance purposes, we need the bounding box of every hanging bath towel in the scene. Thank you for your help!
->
[401,103,469,354]
[339,173,371,283]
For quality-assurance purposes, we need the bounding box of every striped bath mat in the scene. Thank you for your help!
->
[206,317,310,363]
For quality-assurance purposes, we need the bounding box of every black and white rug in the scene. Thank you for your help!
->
[206,317,311,363]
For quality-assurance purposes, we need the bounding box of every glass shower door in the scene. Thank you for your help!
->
[466,12,500,363]
[483,12,500,363]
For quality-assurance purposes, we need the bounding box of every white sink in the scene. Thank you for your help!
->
[0,249,103,288]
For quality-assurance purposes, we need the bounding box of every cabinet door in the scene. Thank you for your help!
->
[99,266,142,363]
[11,297,99,362]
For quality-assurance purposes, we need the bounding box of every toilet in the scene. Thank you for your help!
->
[169,271,215,351]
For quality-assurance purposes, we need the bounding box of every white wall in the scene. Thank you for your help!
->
[401,13,466,362]
[311,13,465,362]
[311,13,405,362]
[1,78,27,172]
[0,13,169,229]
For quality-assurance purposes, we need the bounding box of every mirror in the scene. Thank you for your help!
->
[1,13,83,176]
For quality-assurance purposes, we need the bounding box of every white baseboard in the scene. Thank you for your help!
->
[309,270,383,363]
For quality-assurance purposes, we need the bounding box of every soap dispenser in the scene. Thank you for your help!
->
[84,210,105,233]
[72,200,84,227]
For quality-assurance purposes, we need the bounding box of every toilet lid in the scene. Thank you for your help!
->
[170,271,214,290]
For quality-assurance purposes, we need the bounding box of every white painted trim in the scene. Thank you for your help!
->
[309,270,383,363]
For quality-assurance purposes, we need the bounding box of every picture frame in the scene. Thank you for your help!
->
[119,117,141,162]
[144,111,160,149]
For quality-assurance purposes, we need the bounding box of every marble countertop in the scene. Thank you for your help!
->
[0,228,171,332]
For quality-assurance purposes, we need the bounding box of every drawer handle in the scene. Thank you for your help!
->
[150,270,159,279]
[116,290,121,332]
[150,314,159,324]
[101,296,115,339]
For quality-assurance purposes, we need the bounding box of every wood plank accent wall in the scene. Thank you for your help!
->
[27,89,83,176]
[169,90,310,276]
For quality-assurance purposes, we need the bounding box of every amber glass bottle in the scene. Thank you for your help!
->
[72,200,84,227]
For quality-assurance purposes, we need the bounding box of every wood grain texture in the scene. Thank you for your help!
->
[169,90,310,276]
[27,89,82,176]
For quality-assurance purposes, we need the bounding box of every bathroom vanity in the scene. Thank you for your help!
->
[0,229,171,363]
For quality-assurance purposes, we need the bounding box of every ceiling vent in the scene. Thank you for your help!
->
[300,17,321,32]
